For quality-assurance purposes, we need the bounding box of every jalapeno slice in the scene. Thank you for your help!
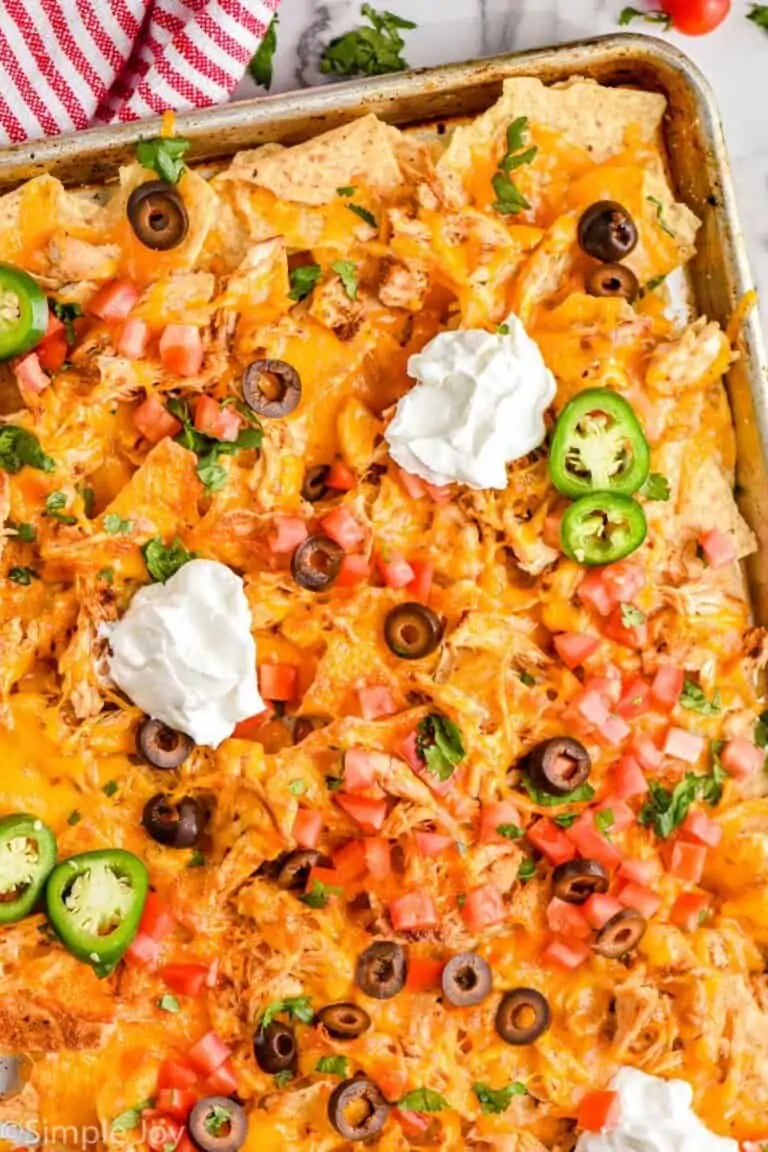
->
[0,814,57,924]
[0,264,48,361]
[561,492,647,566]
[549,389,650,499]
[45,849,149,977]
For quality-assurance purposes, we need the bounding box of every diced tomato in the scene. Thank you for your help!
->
[117,316,150,359]
[546,896,591,938]
[584,670,622,706]
[88,279,139,320]
[407,558,434,603]
[186,1031,231,1076]
[258,663,298,702]
[721,736,764,780]
[632,734,663,773]
[618,882,662,919]
[232,708,273,739]
[332,840,367,882]
[612,755,648,799]
[364,837,391,880]
[157,1059,198,1091]
[307,865,343,892]
[478,800,521,845]
[335,554,371,587]
[670,890,711,931]
[602,561,646,604]
[342,748,379,792]
[554,632,600,670]
[583,893,624,930]
[577,1090,621,1133]
[699,527,737,568]
[376,550,415,589]
[45,311,64,338]
[133,394,183,445]
[15,351,50,394]
[204,1059,238,1096]
[139,892,175,942]
[617,677,651,720]
[327,458,356,491]
[36,331,68,373]
[527,817,577,865]
[461,884,506,932]
[159,324,204,377]
[651,664,684,711]
[358,685,397,720]
[596,713,631,748]
[543,507,564,550]
[268,515,308,554]
[681,809,723,847]
[619,858,659,886]
[398,467,428,499]
[567,813,622,871]
[194,395,240,442]
[603,605,648,650]
[415,831,454,858]
[543,936,591,969]
[404,956,444,991]
[574,689,611,728]
[668,840,707,884]
[389,889,438,932]
[160,963,210,997]
[293,807,322,849]
[124,931,161,969]
[595,796,636,832]
[335,792,387,833]
[394,1109,432,1136]
[155,1089,197,1121]
[663,727,705,764]
[145,1114,183,1152]
[577,570,616,617]
[320,506,367,551]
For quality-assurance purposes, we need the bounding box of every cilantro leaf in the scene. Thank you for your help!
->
[13,521,36,543]
[641,472,670,501]
[103,512,133,535]
[336,185,357,197]
[620,603,646,627]
[315,1055,349,1077]
[204,1104,233,1136]
[619,6,672,28]
[518,857,536,882]
[473,1081,527,1115]
[497,823,524,840]
[102,780,119,797]
[274,1070,294,1088]
[416,713,465,781]
[0,426,55,475]
[248,15,278,89]
[188,849,206,867]
[518,670,536,687]
[288,263,322,302]
[112,1100,154,1133]
[496,323,511,335]
[8,566,38,585]
[331,260,359,300]
[398,1088,448,1113]
[44,490,77,525]
[289,778,307,796]
[196,454,228,492]
[158,994,180,1013]
[346,203,378,230]
[320,5,416,78]
[553,812,578,828]
[491,117,536,217]
[647,195,676,238]
[49,299,83,345]
[642,273,668,295]
[639,758,727,839]
[97,567,114,585]
[754,709,768,749]
[260,995,314,1029]
[300,878,342,909]
[167,396,262,491]
[595,809,614,835]
[680,678,721,716]
[67,809,81,826]
[136,137,190,184]
[142,536,195,583]
[519,772,595,807]
[747,4,768,29]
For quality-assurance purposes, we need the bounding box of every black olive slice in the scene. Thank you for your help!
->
[142,793,205,848]
[495,988,551,1045]
[384,602,444,660]
[593,908,647,958]
[328,1078,389,1142]
[302,465,331,503]
[522,737,591,796]
[127,181,189,251]
[355,941,407,1000]
[188,1097,247,1152]
[291,534,343,592]
[276,849,330,891]
[316,1002,372,1040]
[586,262,640,302]
[254,1020,297,1074]
[290,715,329,744]
[552,859,610,905]
[578,201,638,263]
[441,952,492,1007]
[136,717,194,769]
[243,359,301,419]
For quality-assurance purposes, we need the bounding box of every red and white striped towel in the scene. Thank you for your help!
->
[0,0,281,145]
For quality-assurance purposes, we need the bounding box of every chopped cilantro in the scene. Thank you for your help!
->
[320,5,416,78]
[331,260,359,300]
[595,809,614,835]
[336,185,357,197]
[680,678,721,716]
[520,773,595,807]
[112,1100,155,1133]
[289,778,307,796]
[102,780,119,797]
[496,323,511,335]
[0,426,54,475]
[496,823,524,840]
[142,536,196,583]
[639,758,727,838]
[618,6,672,29]
[641,472,671,501]
[748,4,768,29]
[44,490,77,525]
[754,709,768,749]
[491,117,536,217]
[167,396,262,491]
[248,15,278,89]
[620,603,646,627]
[8,566,38,585]
[288,263,322,303]
[643,273,668,294]
[204,1103,233,1137]
[274,1070,294,1088]
[553,812,579,828]
[517,857,536,882]
[13,521,36,543]
[188,849,206,868]
[136,137,190,184]
[260,994,314,1029]
[346,202,378,229]
[49,299,83,345]
[398,1087,448,1113]
[473,1080,527,1114]
[315,1055,349,1077]
[67,809,81,826]
[103,513,133,535]
[97,567,114,585]
[300,879,342,909]
[416,713,465,781]
[518,670,536,687]
[158,994,180,1013]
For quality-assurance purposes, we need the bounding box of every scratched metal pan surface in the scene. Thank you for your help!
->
[0,31,765,619]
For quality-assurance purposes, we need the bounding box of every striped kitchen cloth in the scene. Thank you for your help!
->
[0,0,281,145]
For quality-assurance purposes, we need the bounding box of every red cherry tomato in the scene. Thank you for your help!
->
[661,0,730,35]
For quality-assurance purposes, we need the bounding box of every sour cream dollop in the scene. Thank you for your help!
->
[576,1067,738,1152]
[384,313,556,490]
[108,558,264,748]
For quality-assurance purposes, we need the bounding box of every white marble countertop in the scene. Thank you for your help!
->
[235,0,768,326]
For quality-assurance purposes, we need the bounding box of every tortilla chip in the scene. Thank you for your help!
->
[0,175,101,267]
[679,455,756,559]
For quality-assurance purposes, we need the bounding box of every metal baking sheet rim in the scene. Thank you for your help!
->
[0,31,765,620]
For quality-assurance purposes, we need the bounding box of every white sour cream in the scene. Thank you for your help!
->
[576,1067,738,1152]
[384,313,556,490]
[108,558,264,748]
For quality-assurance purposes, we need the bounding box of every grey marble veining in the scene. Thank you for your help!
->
[234,0,768,319]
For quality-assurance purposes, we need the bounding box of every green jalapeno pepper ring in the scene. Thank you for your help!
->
[549,388,650,499]
[45,848,148,977]
[561,491,647,566]
[0,264,48,362]
[0,813,57,924]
